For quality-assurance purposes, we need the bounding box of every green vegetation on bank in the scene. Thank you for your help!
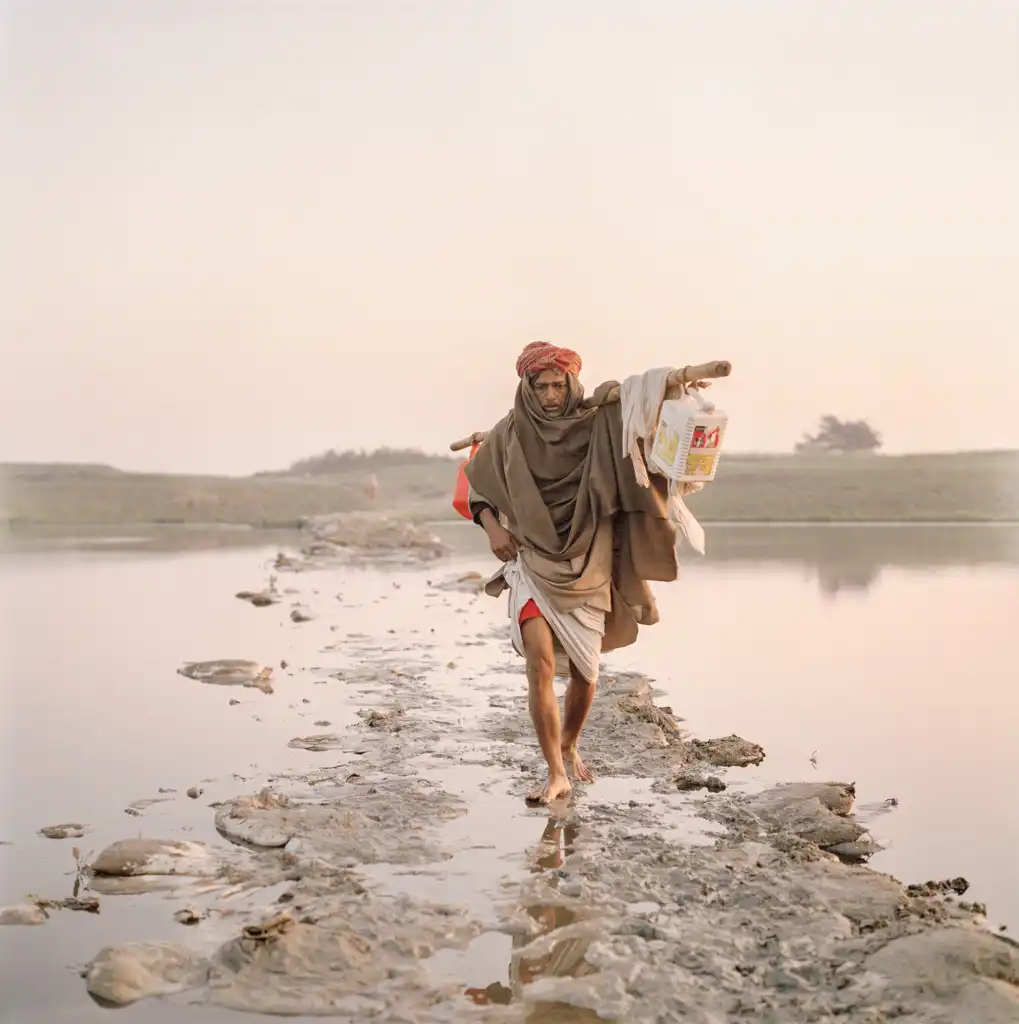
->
[2,450,1017,529]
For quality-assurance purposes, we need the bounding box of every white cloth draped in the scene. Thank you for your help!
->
[502,557,604,682]
[619,369,707,555]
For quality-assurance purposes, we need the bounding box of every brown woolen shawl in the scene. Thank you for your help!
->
[464,374,678,653]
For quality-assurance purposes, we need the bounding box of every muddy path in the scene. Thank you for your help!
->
[4,526,1017,1022]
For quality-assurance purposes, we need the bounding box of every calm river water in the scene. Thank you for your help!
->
[0,523,1016,1021]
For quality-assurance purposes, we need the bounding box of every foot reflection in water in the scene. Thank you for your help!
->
[464,817,604,1021]
[534,815,577,870]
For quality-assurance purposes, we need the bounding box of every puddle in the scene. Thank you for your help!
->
[432,932,515,1005]
[359,768,552,920]
[410,775,714,1016]
[425,816,592,1015]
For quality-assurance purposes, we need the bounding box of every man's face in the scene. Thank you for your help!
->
[532,369,569,415]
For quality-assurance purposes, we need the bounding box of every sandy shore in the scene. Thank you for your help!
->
[3,518,1016,1022]
[3,449,1018,535]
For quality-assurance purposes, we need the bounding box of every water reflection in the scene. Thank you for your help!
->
[2,523,303,555]
[699,524,1019,597]
[817,561,881,597]
[465,818,601,1019]
[439,520,1019,598]
[11,522,1016,599]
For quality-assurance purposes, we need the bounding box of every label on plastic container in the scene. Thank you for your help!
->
[649,397,728,483]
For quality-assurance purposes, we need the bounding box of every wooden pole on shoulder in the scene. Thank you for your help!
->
[449,360,731,451]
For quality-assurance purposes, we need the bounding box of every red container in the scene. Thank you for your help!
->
[452,443,480,520]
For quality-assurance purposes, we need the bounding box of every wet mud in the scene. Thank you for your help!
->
[272,512,448,571]
[38,822,90,839]
[7,531,1018,1022]
[0,904,49,926]
[178,660,275,693]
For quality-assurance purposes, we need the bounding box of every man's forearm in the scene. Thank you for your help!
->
[477,507,500,534]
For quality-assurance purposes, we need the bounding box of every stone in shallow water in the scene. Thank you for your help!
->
[214,789,293,848]
[287,733,344,752]
[177,660,273,693]
[0,904,47,926]
[85,942,210,1006]
[742,782,870,850]
[91,838,221,878]
[674,772,726,793]
[686,734,766,767]
[37,822,89,839]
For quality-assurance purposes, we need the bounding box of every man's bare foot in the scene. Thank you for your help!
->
[525,773,572,805]
[563,746,595,783]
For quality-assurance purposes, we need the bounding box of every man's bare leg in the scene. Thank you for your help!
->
[561,662,596,783]
[521,618,571,805]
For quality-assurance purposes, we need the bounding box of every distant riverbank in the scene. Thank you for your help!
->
[2,451,1016,539]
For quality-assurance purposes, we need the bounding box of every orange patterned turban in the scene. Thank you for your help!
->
[515,341,582,379]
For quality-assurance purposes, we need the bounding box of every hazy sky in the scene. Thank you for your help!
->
[3,0,1017,473]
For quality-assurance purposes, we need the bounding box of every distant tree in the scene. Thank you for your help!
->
[795,415,882,454]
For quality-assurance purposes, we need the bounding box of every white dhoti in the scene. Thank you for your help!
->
[503,558,605,683]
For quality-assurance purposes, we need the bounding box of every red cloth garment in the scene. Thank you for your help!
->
[519,598,543,624]
[515,341,582,379]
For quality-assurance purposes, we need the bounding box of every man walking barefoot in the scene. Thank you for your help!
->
[466,342,682,804]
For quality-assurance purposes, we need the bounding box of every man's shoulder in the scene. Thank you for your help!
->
[485,410,514,441]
